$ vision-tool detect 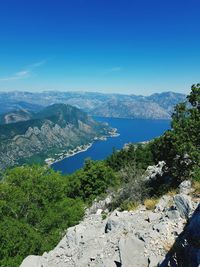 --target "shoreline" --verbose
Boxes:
[45,143,93,166]
[45,128,120,166]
